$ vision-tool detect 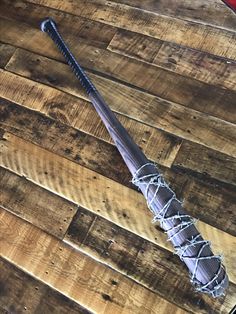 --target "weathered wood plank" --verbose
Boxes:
[109,0,236,30]
[0,71,181,168]
[1,17,236,125]
[0,99,235,236]
[0,257,92,314]
[0,167,78,239]
[4,51,236,157]
[27,0,236,59]
[0,0,116,49]
[0,43,15,69]
[0,166,235,313]
[0,208,188,314]
[108,30,236,92]
[172,141,236,187]
[65,207,236,314]
[1,131,235,283]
